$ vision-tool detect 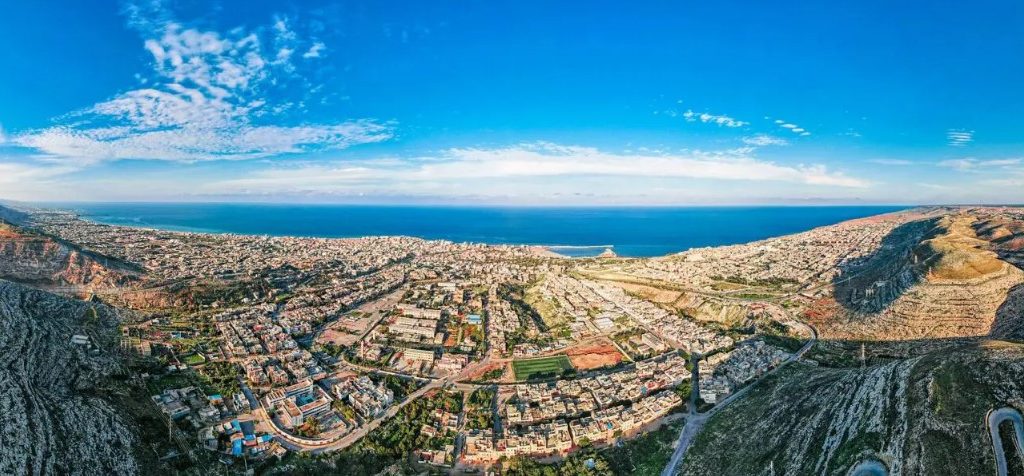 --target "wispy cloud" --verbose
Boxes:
[11,2,389,163]
[773,119,811,136]
[742,134,788,147]
[681,110,748,128]
[946,129,974,147]
[0,161,80,200]
[302,42,326,59]
[211,142,870,197]
[660,107,747,128]
[868,159,913,166]
[938,157,1020,171]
